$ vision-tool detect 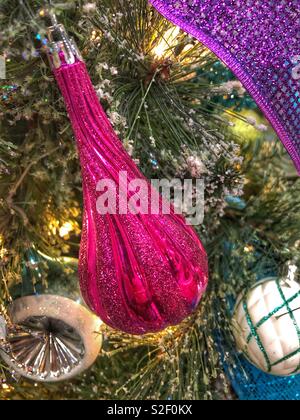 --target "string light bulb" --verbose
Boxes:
[152,27,180,59]
[59,221,74,238]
